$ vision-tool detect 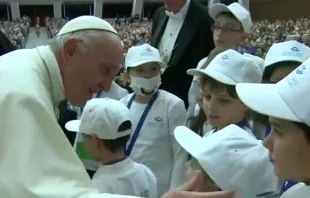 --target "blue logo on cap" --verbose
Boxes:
[291,47,299,52]
[296,64,306,74]
[221,54,229,60]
